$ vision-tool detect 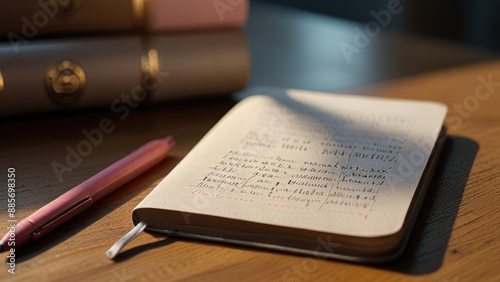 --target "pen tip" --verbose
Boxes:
[165,136,176,147]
